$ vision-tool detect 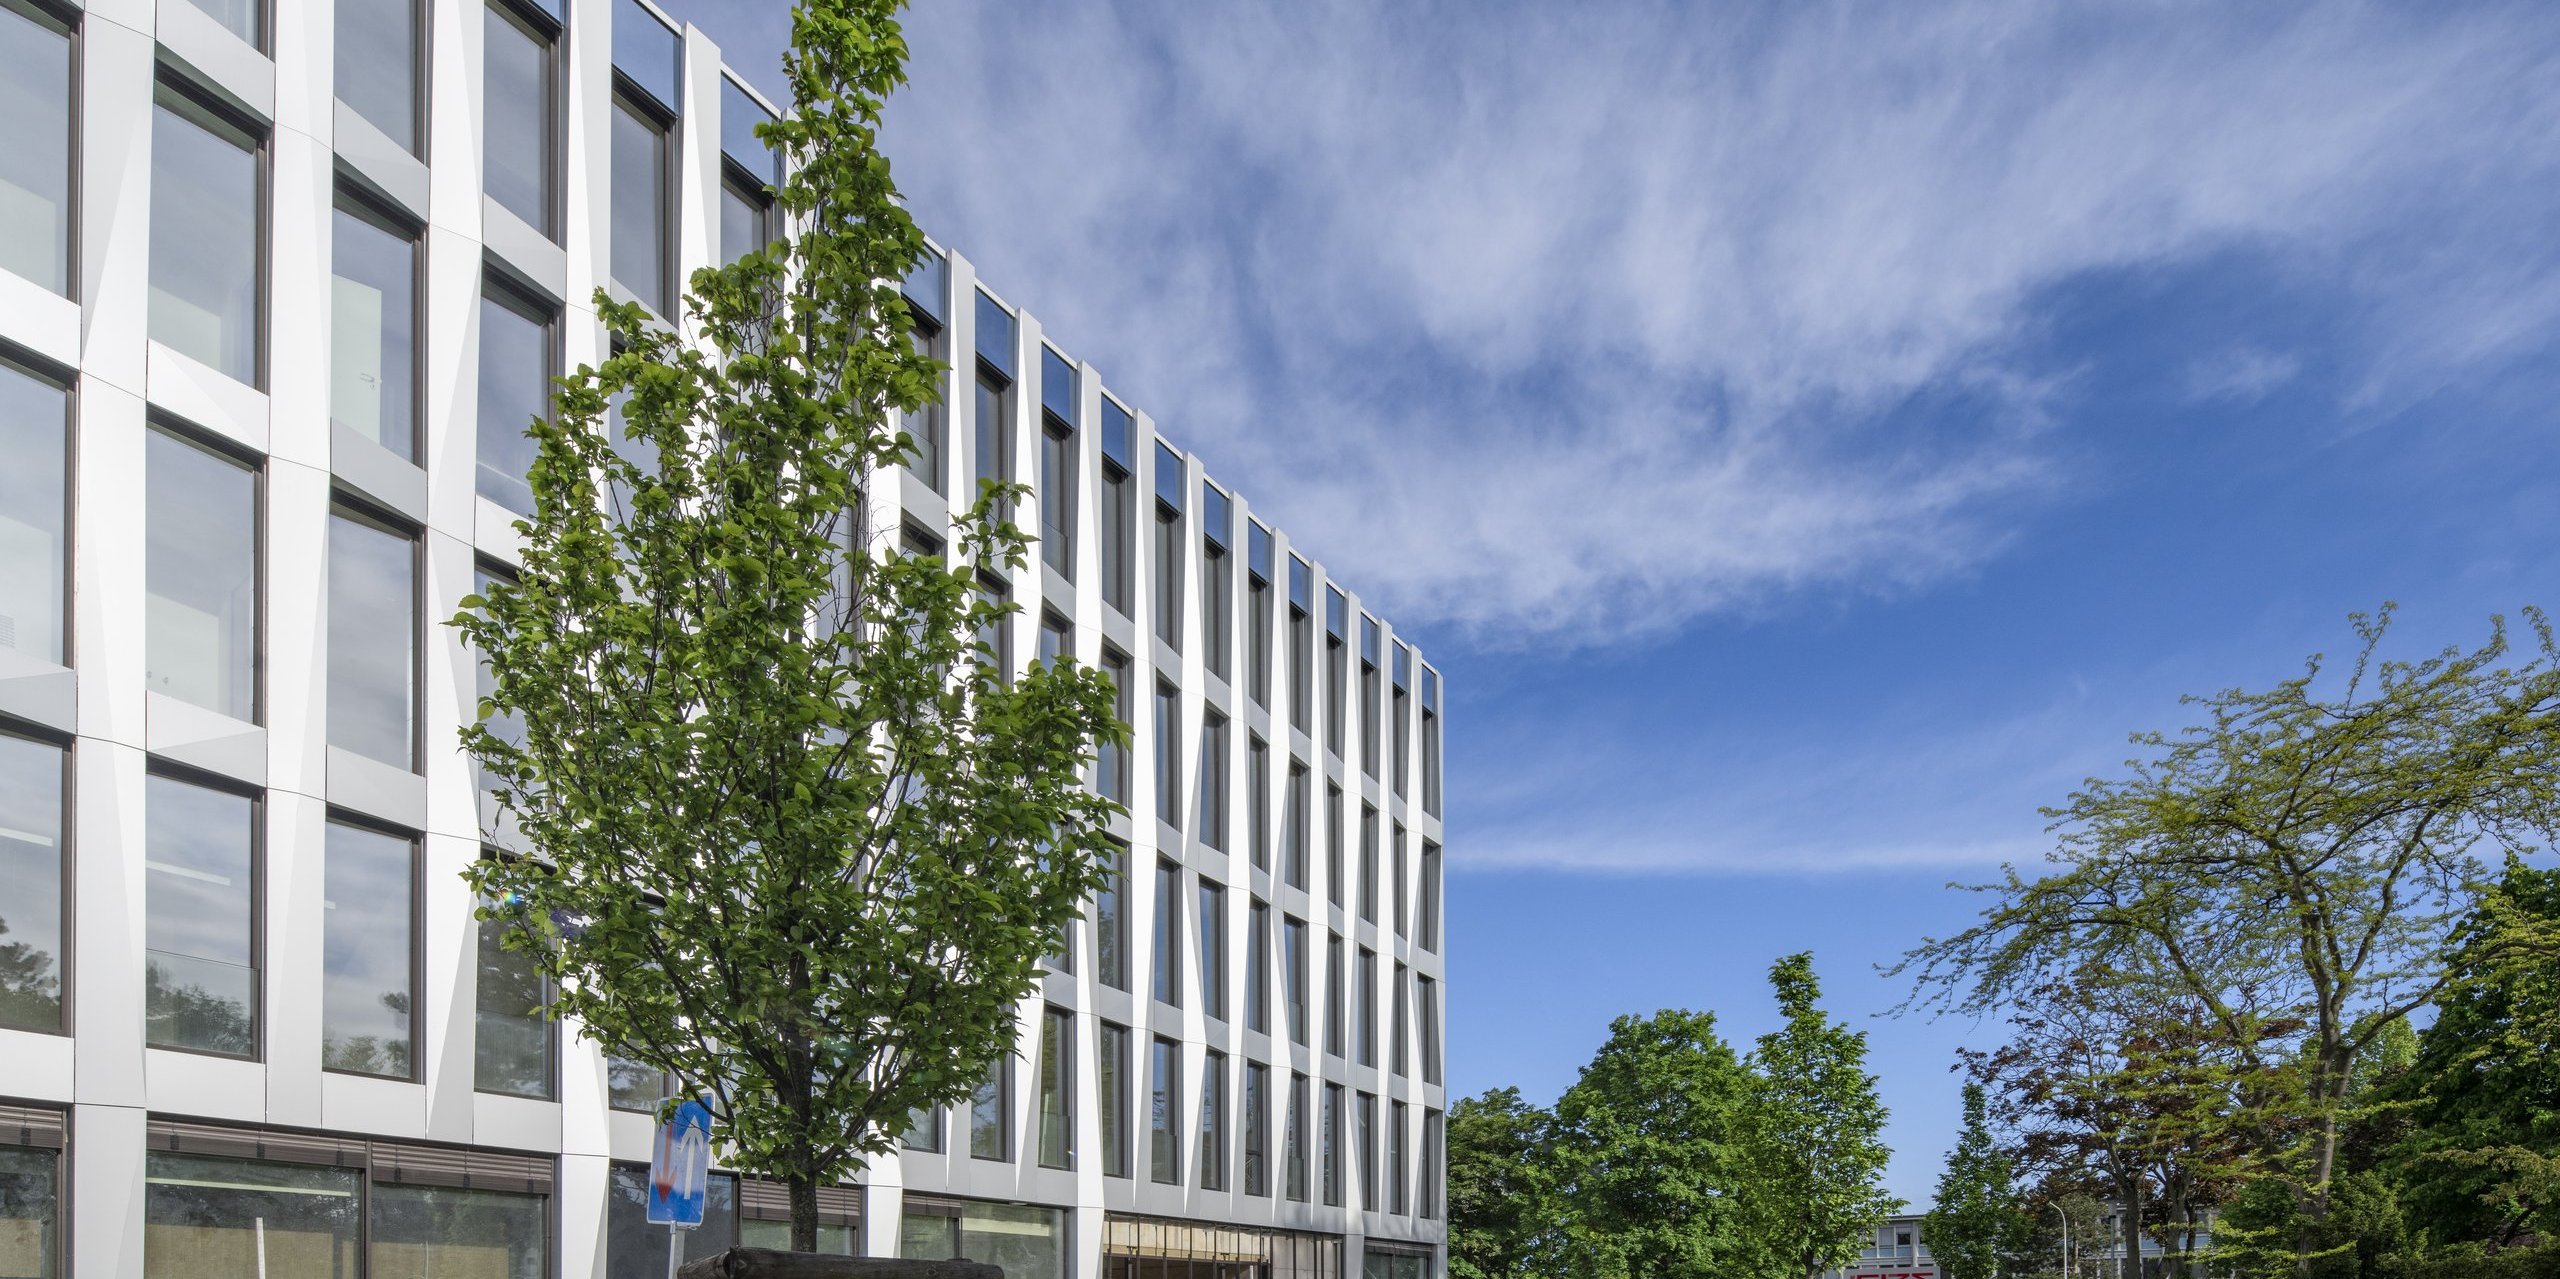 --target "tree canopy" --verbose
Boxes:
[1739,953,1899,1279]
